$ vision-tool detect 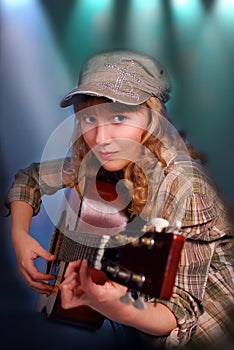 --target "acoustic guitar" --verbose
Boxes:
[36,176,185,329]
